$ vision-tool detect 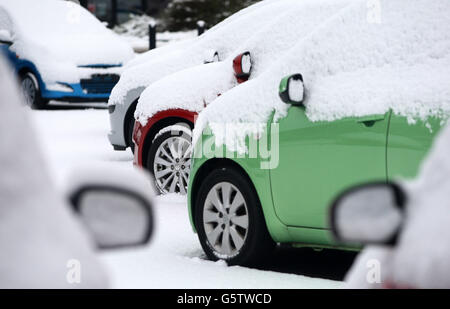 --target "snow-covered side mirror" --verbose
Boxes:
[0,29,13,45]
[279,74,304,106]
[233,51,252,83]
[203,49,220,64]
[330,182,406,246]
[68,166,155,250]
